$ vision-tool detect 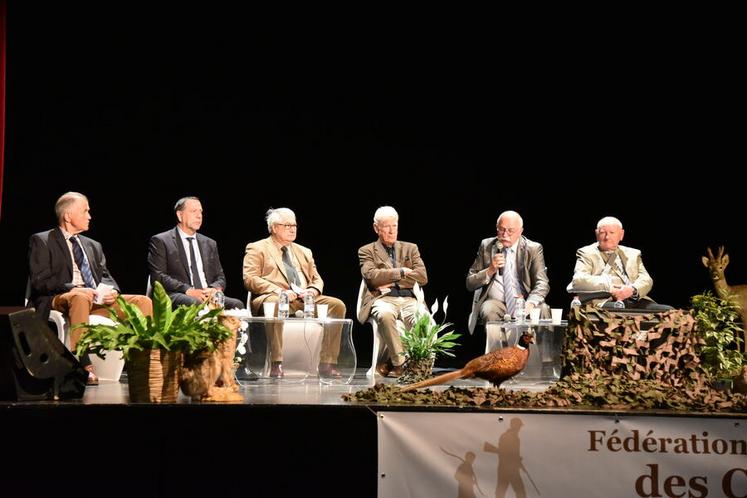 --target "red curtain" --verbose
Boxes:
[0,0,6,220]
